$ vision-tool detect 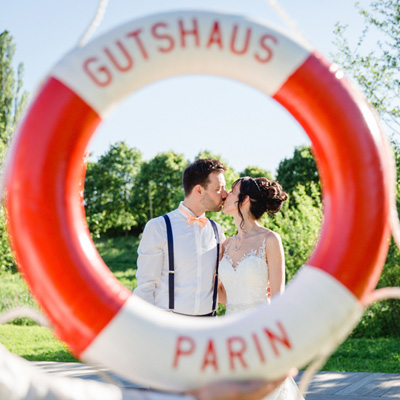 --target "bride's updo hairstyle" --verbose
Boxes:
[234,177,288,229]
